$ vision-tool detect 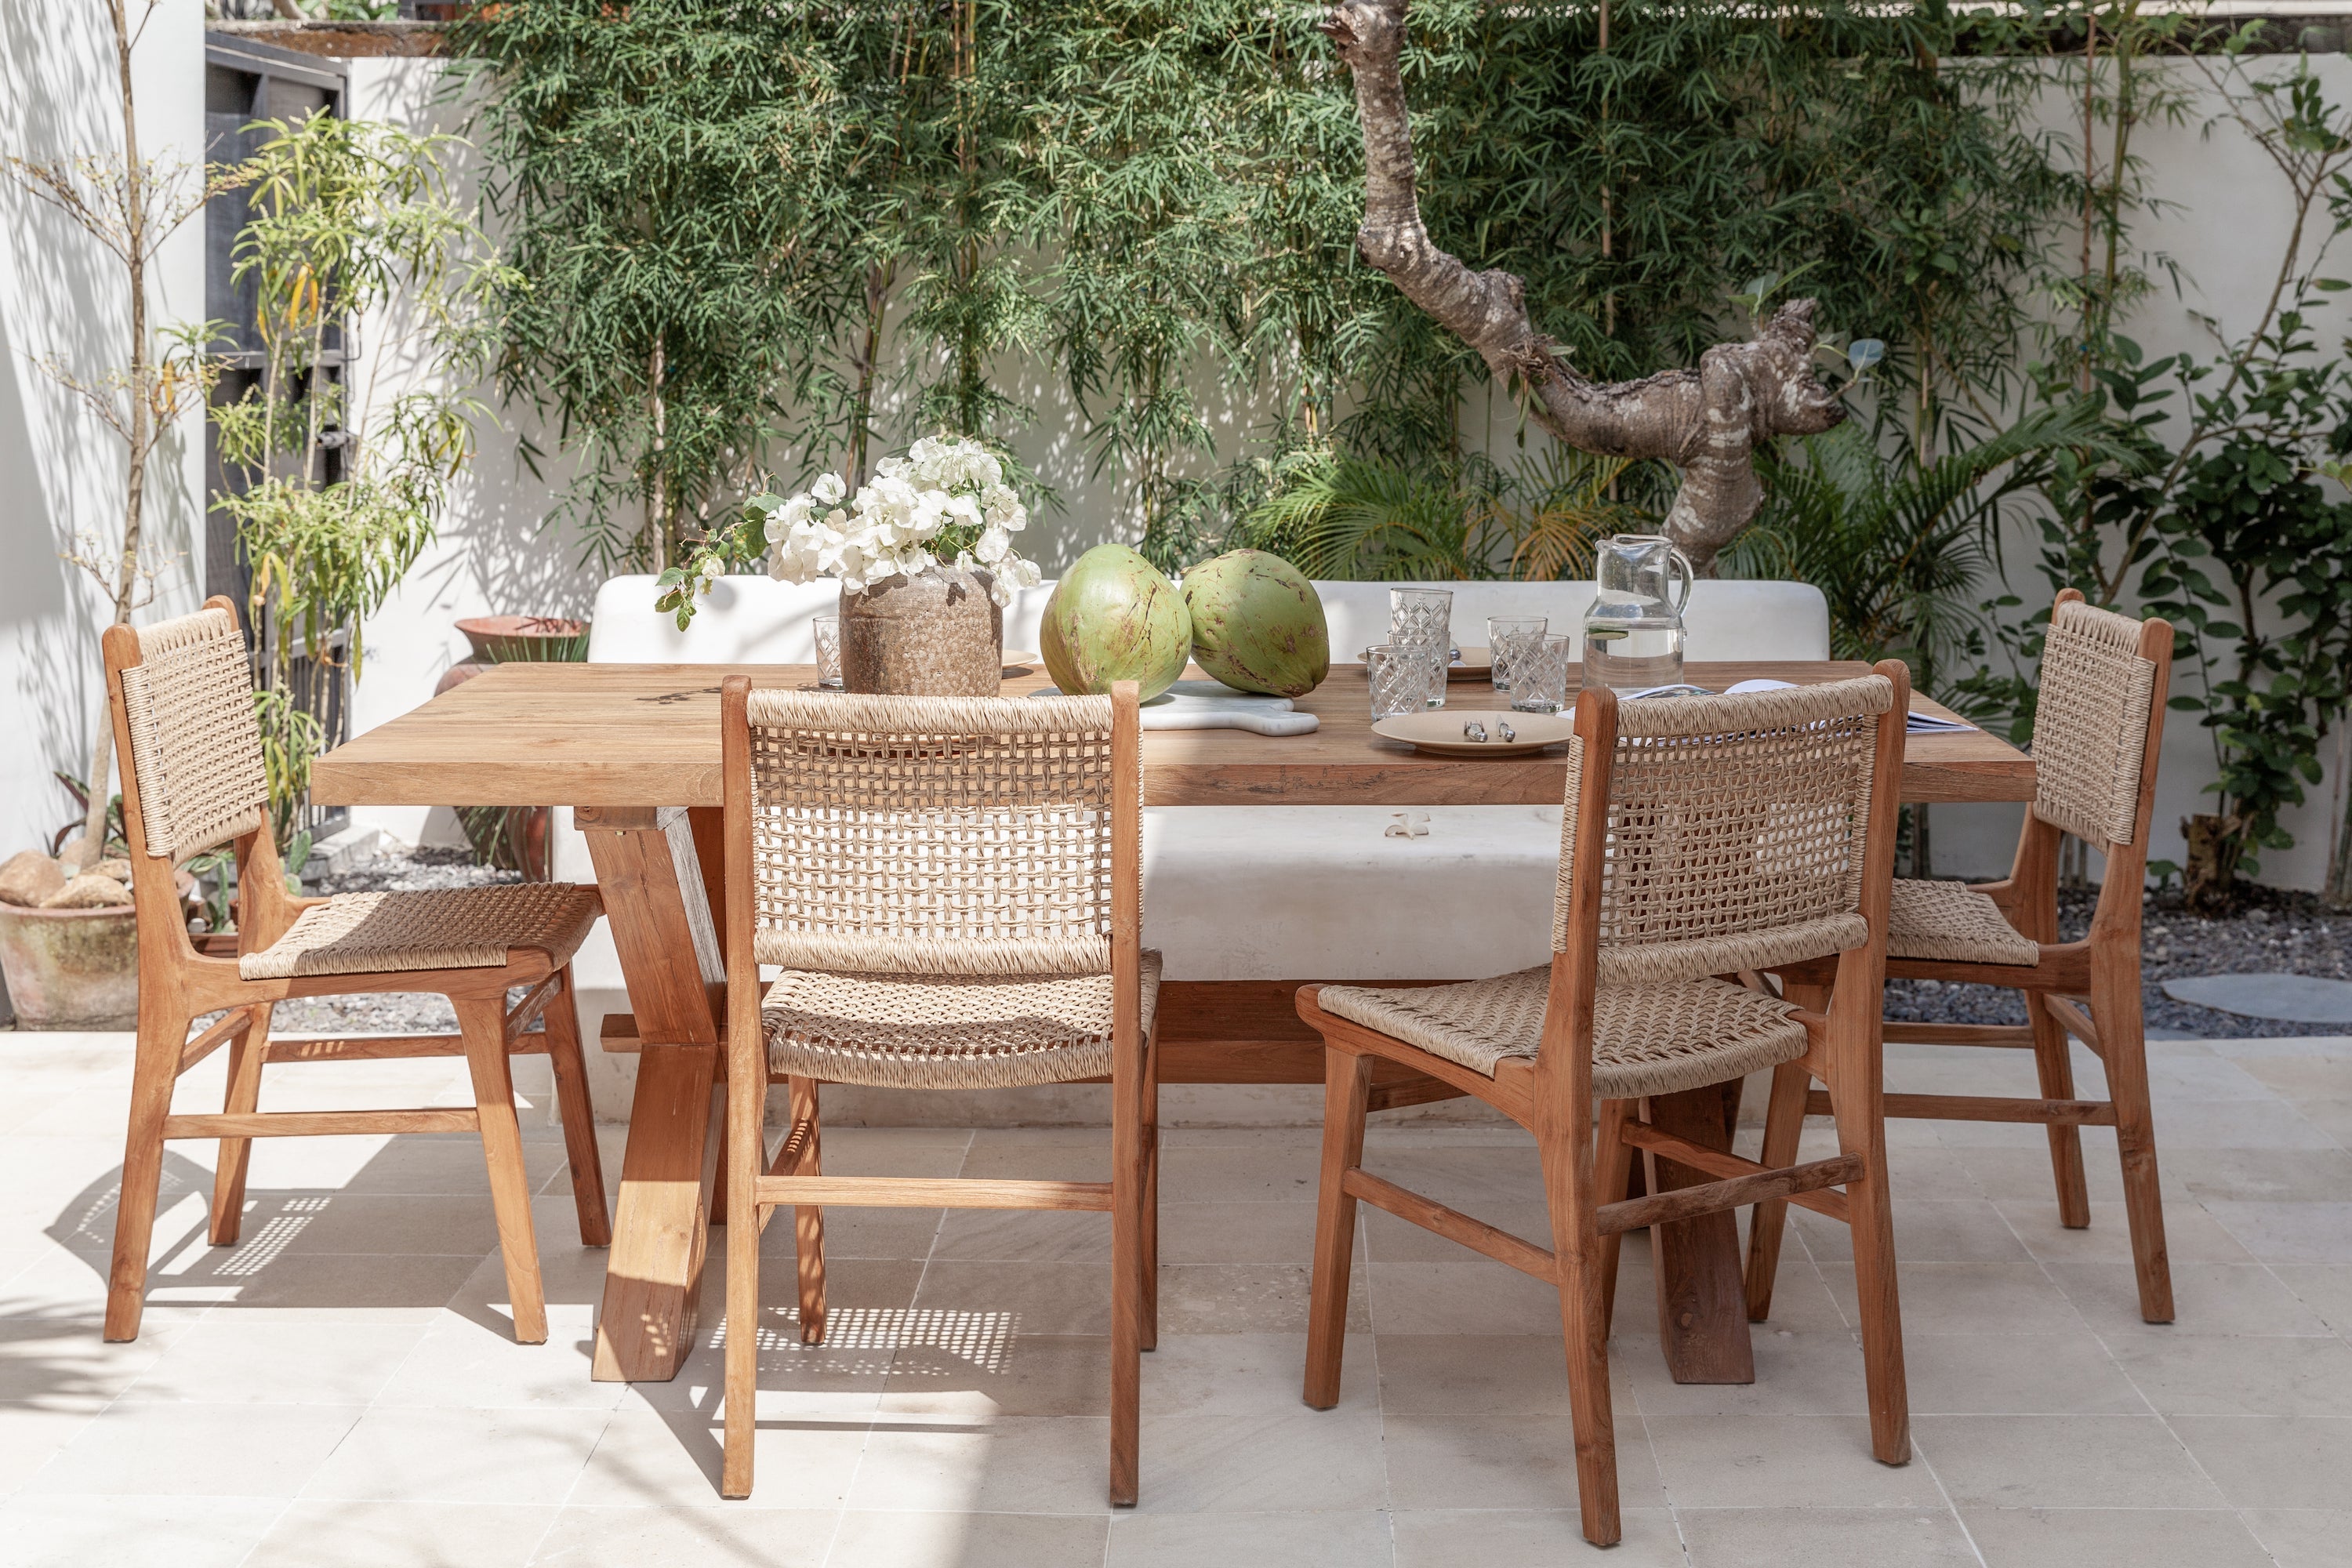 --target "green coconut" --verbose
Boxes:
[1039,543,1192,700]
[1180,550,1330,697]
